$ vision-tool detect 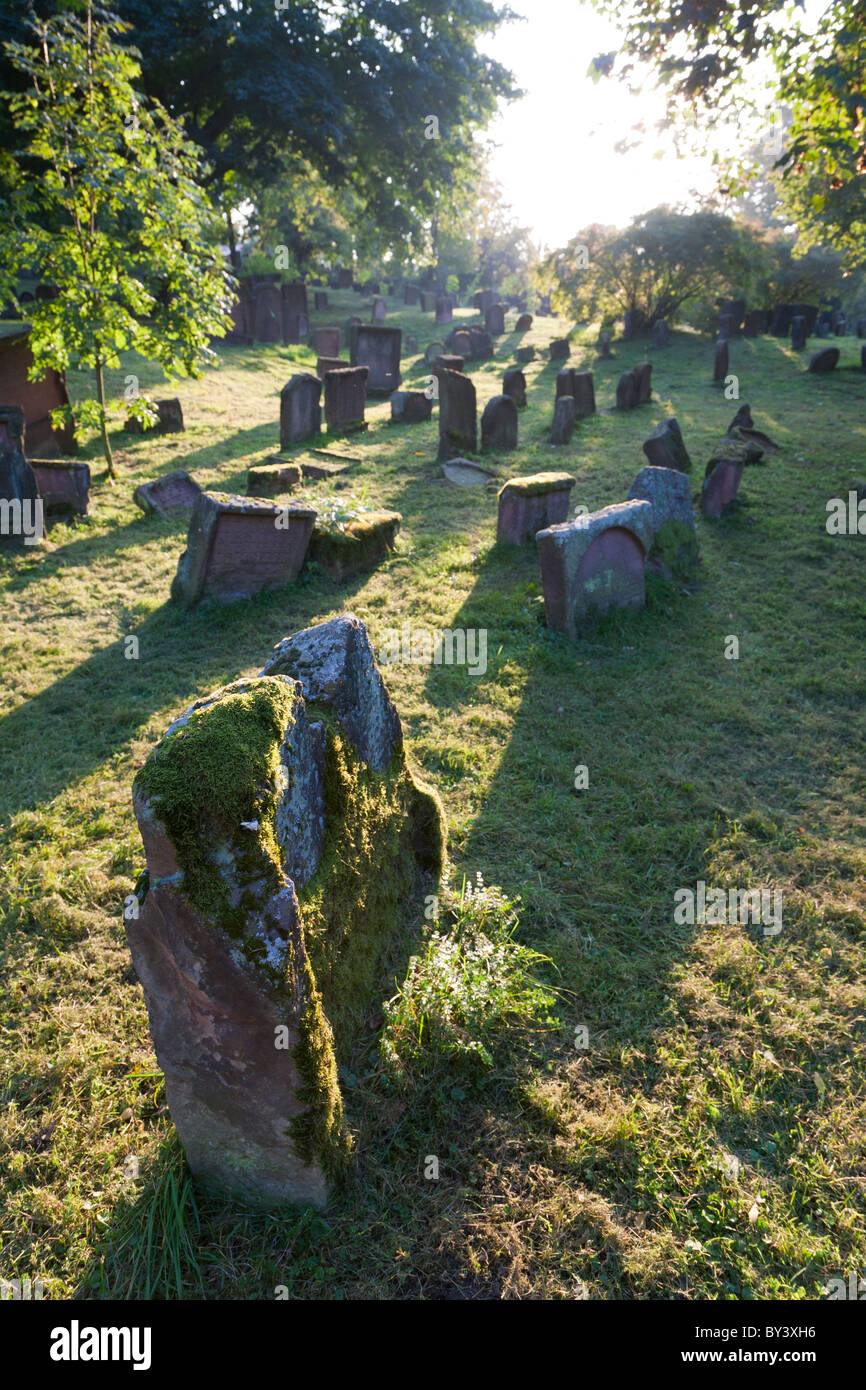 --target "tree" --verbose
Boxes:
[0,4,231,481]
[589,0,866,261]
[545,209,764,332]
